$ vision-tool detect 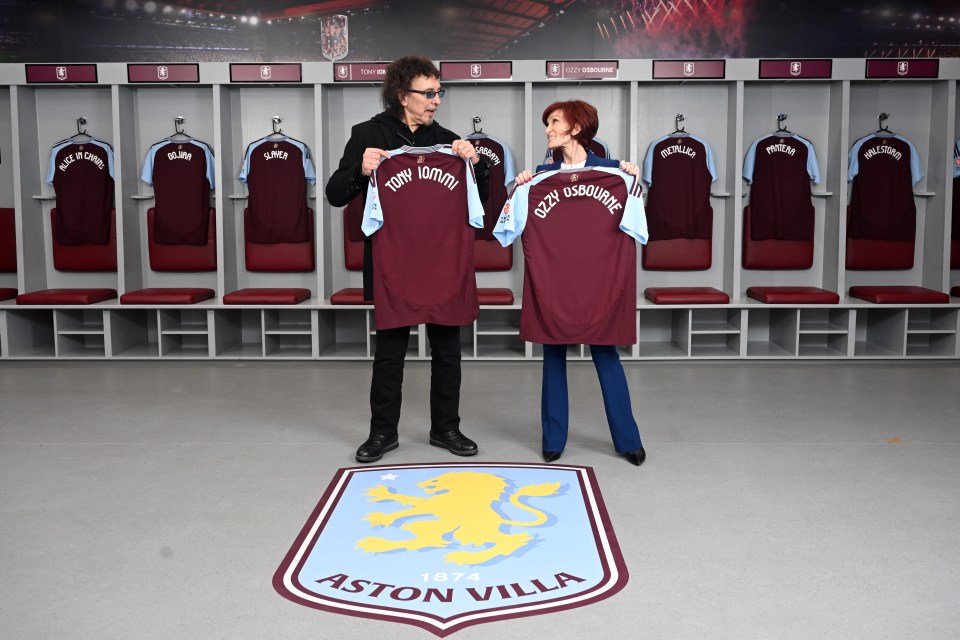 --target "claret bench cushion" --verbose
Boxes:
[747,286,840,304]
[644,287,730,305]
[120,288,215,305]
[16,288,117,305]
[223,288,311,305]
[849,286,948,304]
